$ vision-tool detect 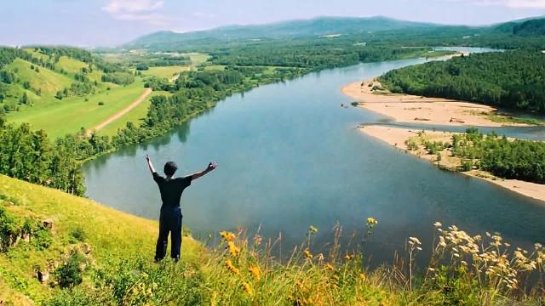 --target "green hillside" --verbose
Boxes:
[0,174,201,304]
[6,79,147,139]
[6,58,73,96]
[0,47,156,138]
